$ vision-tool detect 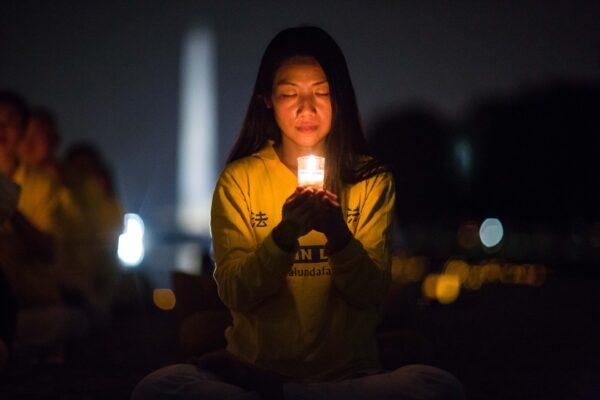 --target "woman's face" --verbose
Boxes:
[18,117,51,165]
[270,56,332,153]
[0,104,24,157]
